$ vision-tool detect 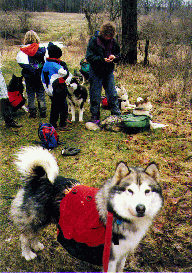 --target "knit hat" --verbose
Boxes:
[48,42,62,58]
